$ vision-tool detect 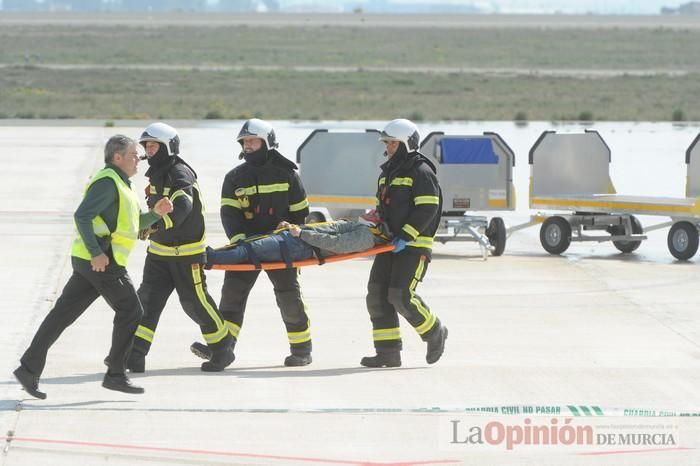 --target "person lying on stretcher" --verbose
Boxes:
[205,211,391,267]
